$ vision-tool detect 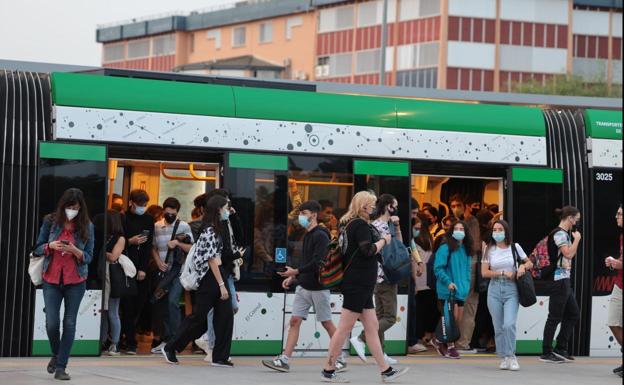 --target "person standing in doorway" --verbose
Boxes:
[33,188,94,380]
[121,189,154,355]
[262,200,346,373]
[539,206,582,364]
